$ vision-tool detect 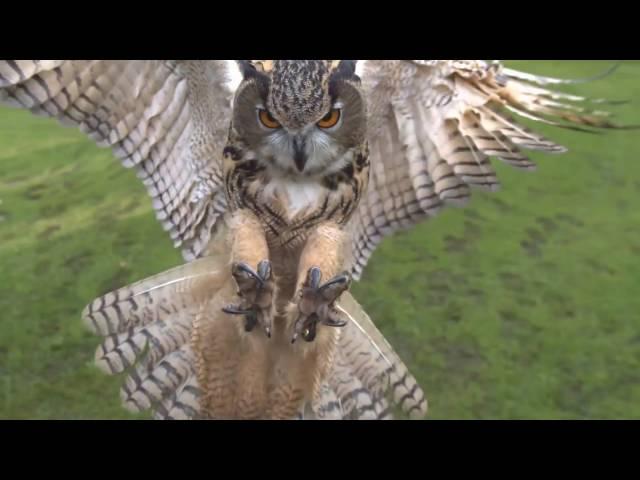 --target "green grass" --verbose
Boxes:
[1,61,639,419]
